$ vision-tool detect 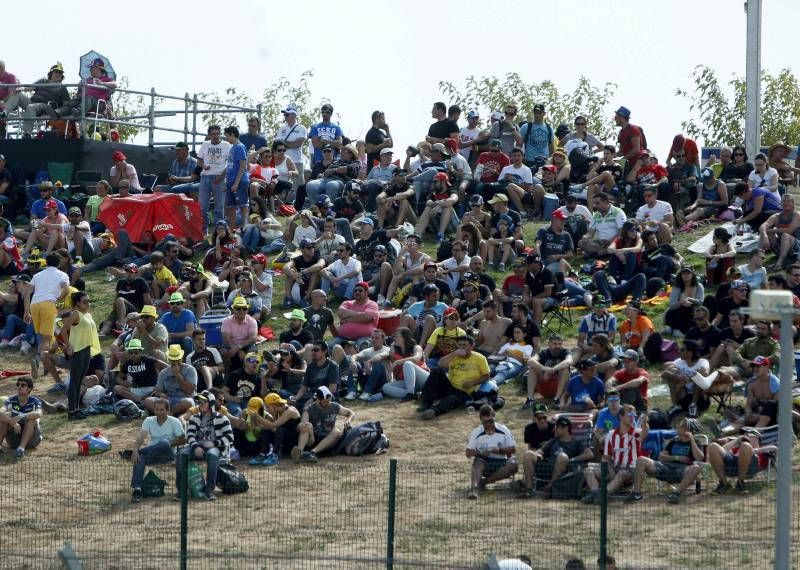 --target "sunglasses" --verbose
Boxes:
[170,301,183,306]
[322,149,333,153]
[245,358,259,363]
[674,154,685,158]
